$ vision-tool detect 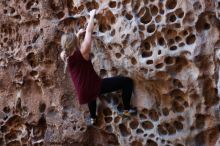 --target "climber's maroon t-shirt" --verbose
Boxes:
[67,49,102,104]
